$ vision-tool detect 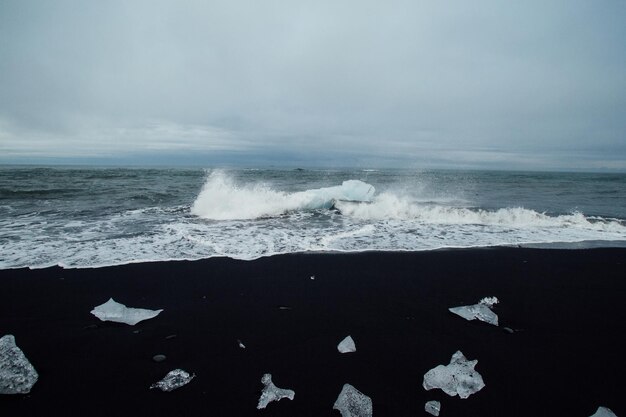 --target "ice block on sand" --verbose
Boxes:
[338,336,356,353]
[0,335,38,395]
[257,374,295,409]
[449,296,499,326]
[91,298,163,325]
[150,369,194,392]
[425,400,441,416]
[590,407,618,417]
[423,350,485,399]
[333,384,373,417]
